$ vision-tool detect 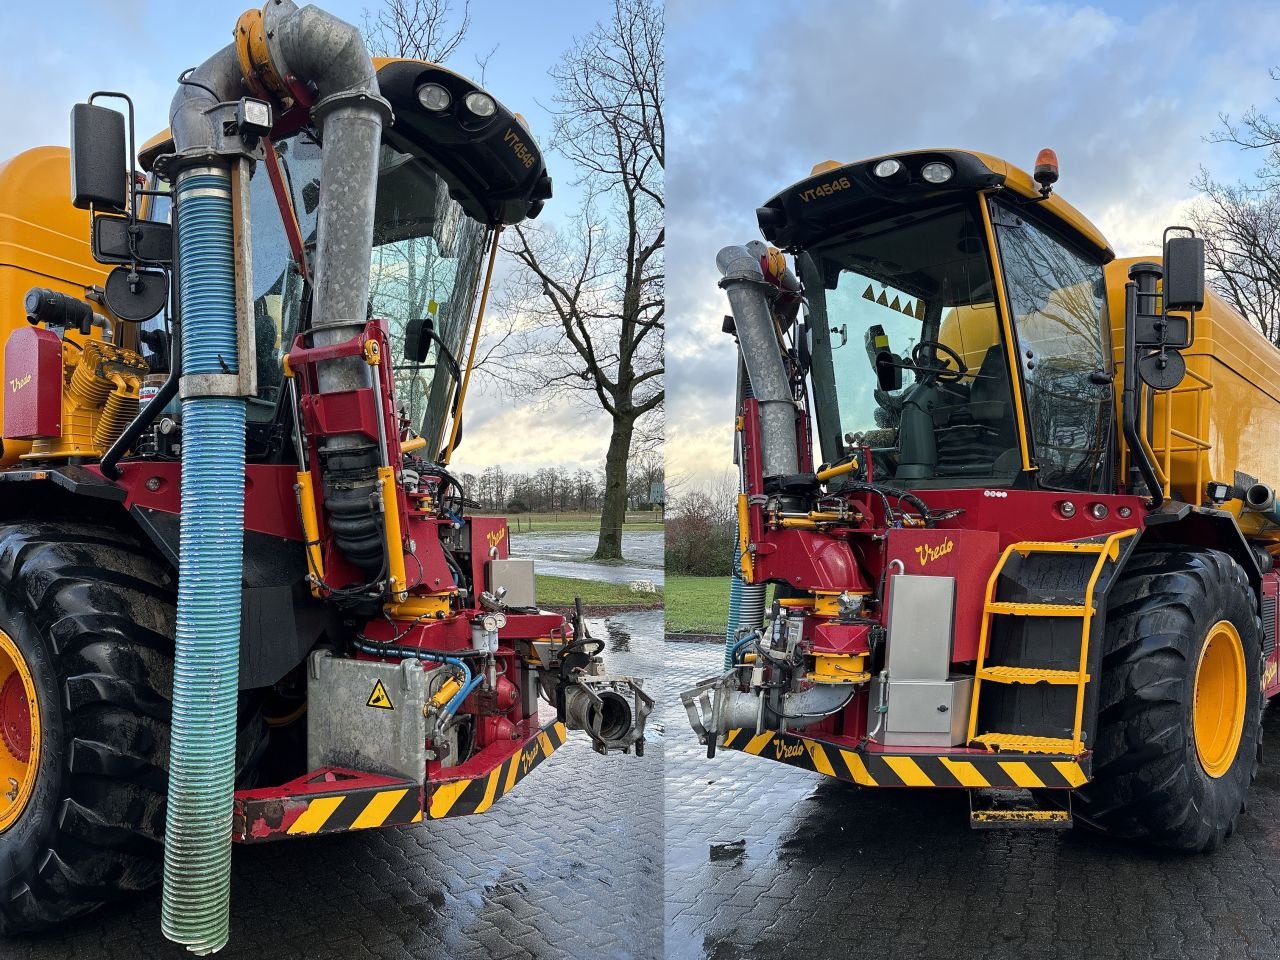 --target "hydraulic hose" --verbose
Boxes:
[445,674,485,716]
[161,168,246,957]
[350,637,475,716]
